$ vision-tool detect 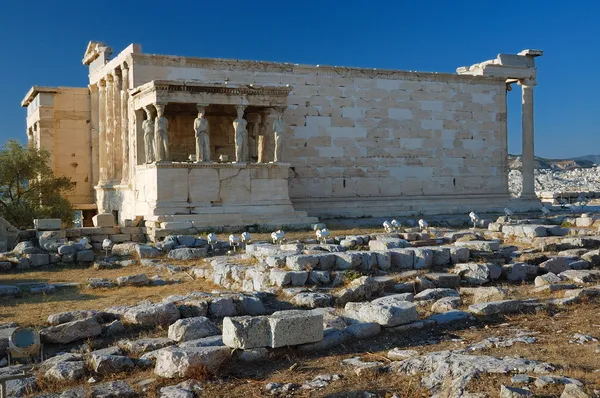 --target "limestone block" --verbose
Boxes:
[168,317,221,342]
[109,234,131,243]
[93,213,114,227]
[450,247,470,264]
[368,238,409,251]
[413,249,433,270]
[353,300,419,327]
[154,346,231,378]
[26,253,50,267]
[334,252,363,270]
[314,253,337,270]
[286,254,319,271]
[539,257,571,274]
[270,269,292,287]
[222,316,271,349]
[308,270,331,286]
[455,240,500,252]
[389,249,415,269]
[502,263,538,282]
[34,219,61,230]
[268,310,323,348]
[40,317,102,344]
